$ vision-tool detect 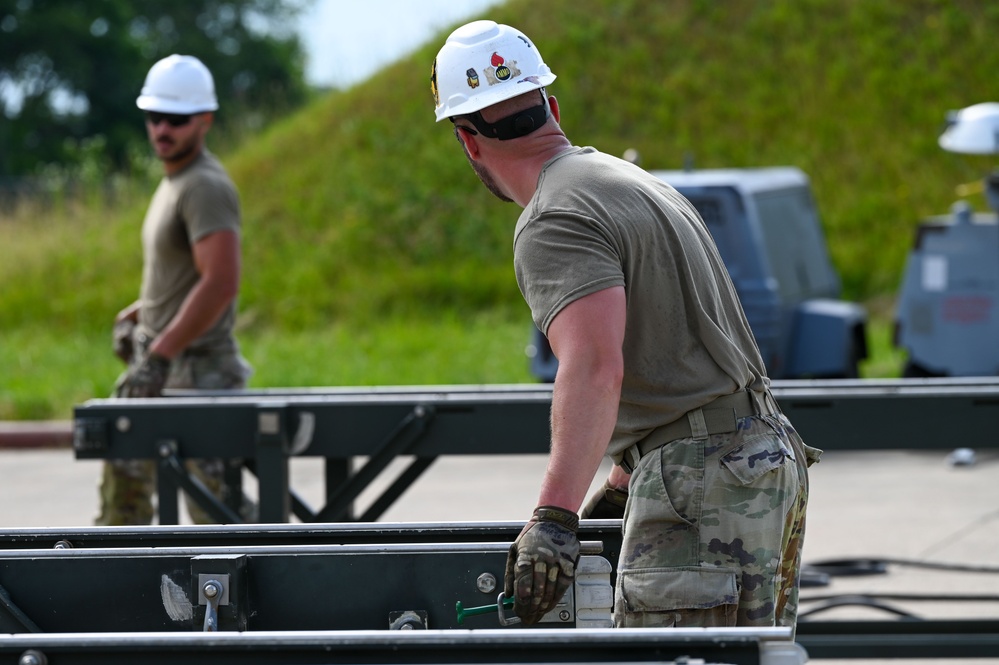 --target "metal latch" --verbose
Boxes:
[200,577,226,632]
